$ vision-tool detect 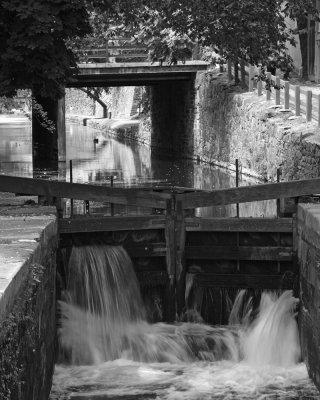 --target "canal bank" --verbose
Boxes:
[194,72,320,182]
[0,194,57,399]
[66,71,320,182]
